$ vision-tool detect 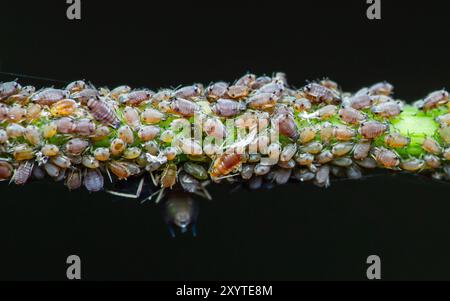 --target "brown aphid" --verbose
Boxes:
[0,81,21,101]
[13,160,33,185]
[334,125,356,141]
[298,126,317,144]
[30,88,68,106]
[339,107,366,124]
[206,82,229,102]
[293,98,312,112]
[87,98,120,127]
[373,147,399,168]
[109,85,132,101]
[384,133,410,148]
[210,153,243,178]
[73,118,96,136]
[424,154,441,169]
[247,93,277,110]
[50,99,77,116]
[251,76,272,90]
[347,93,372,110]
[359,121,388,139]
[272,107,298,140]
[368,81,394,96]
[65,138,89,156]
[161,163,178,188]
[224,85,249,99]
[174,84,203,100]
[422,90,449,111]
[303,82,341,105]
[212,98,243,117]
[142,108,165,124]
[119,89,153,106]
[7,105,27,123]
[0,161,13,180]
[371,101,402,118]
[25,103,42,122]
[422,137,441,155]
[107,161,130,180]
[168,98,200,117]
[353,140,372,160]
[83,168,104,192]
[66,80,87,94]
[295,152,314,166]
[314,165,330,188]
[65,168,82,191]
[400,158,425,172]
